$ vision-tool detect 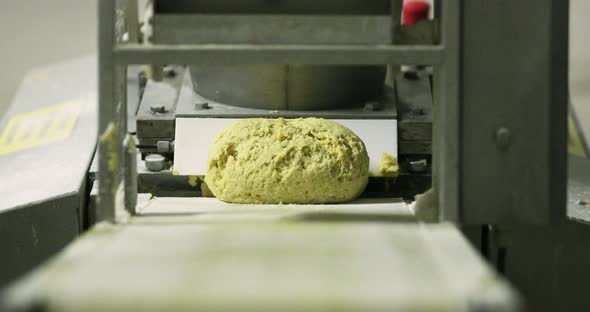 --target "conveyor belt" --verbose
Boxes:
[2,197,519,311]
